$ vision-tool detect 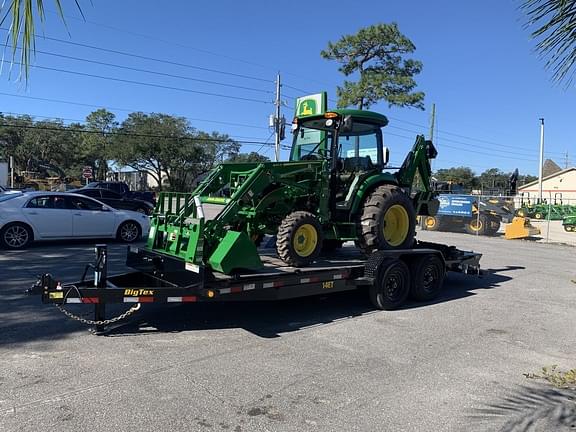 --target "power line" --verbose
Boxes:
[0,28,273,84]
[0,121,275,146]
[5,61,273,104]
[0,92,269,130]
[18,47,273,94]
